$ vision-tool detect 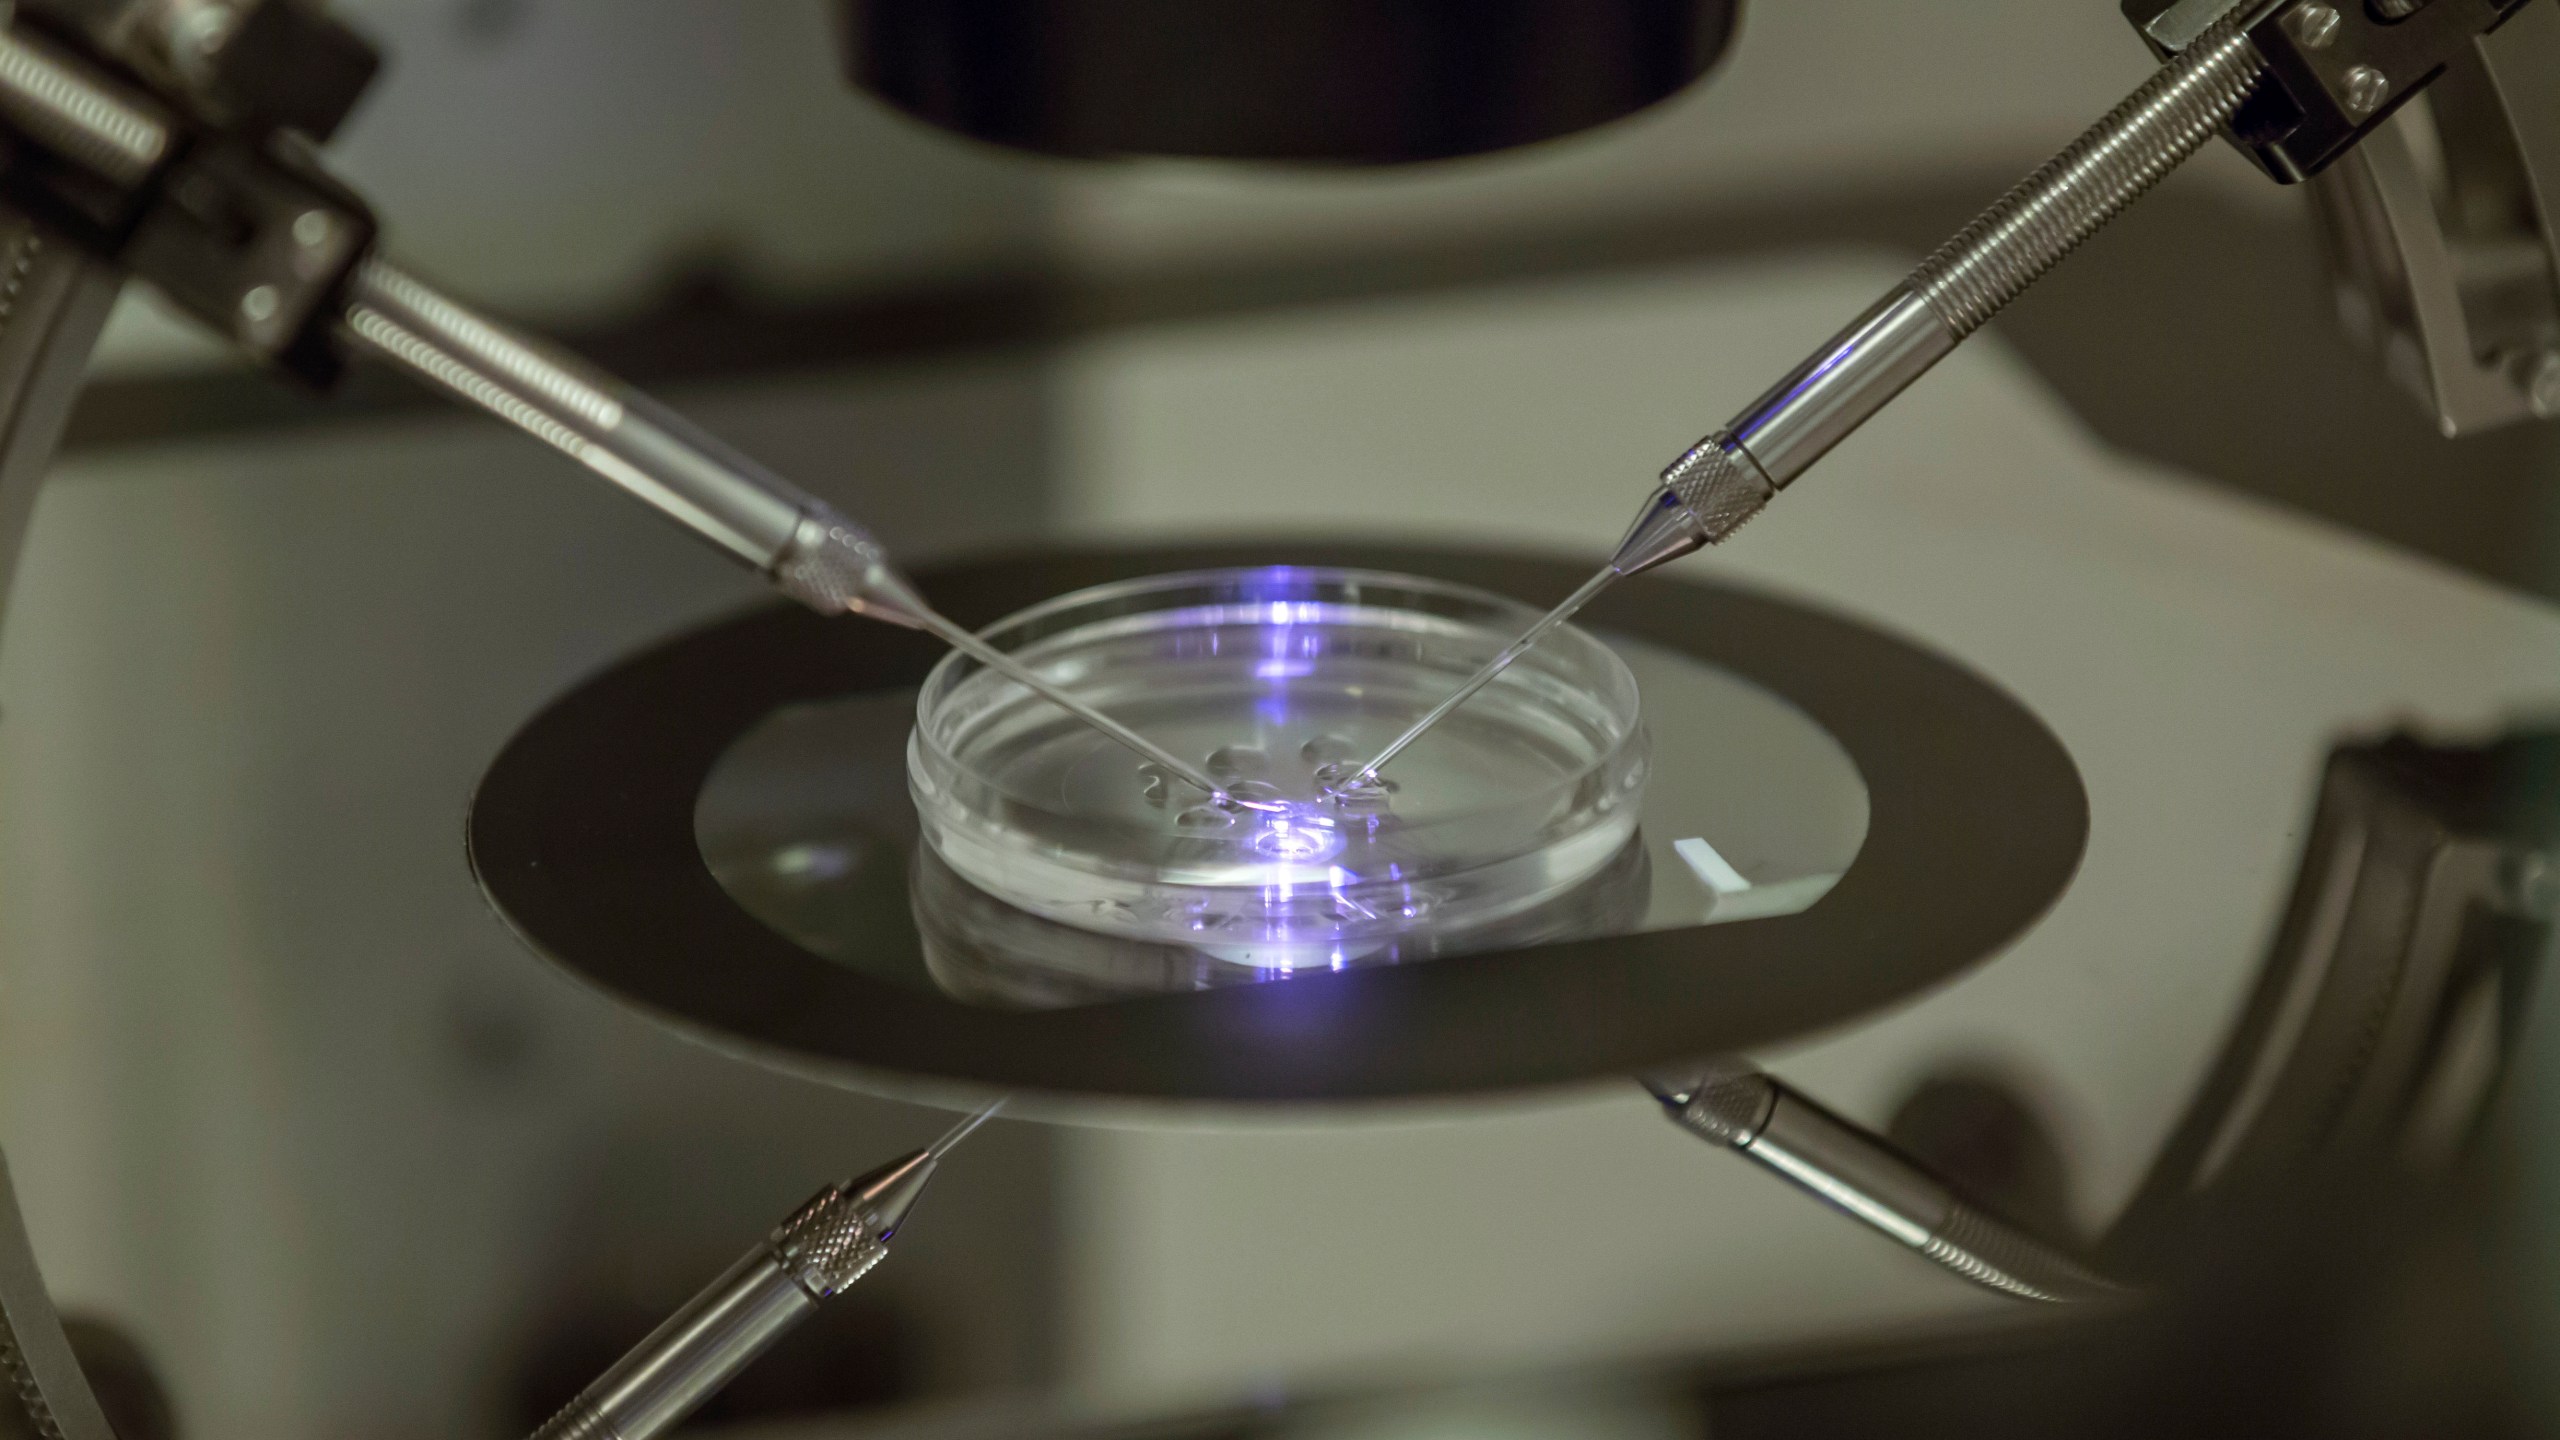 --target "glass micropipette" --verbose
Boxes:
[924,1096,1006,1159]
[904,610,1237,802]
[1342,22,2271,789]
[1338,563,1620,790]
[336,258,1236,805]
